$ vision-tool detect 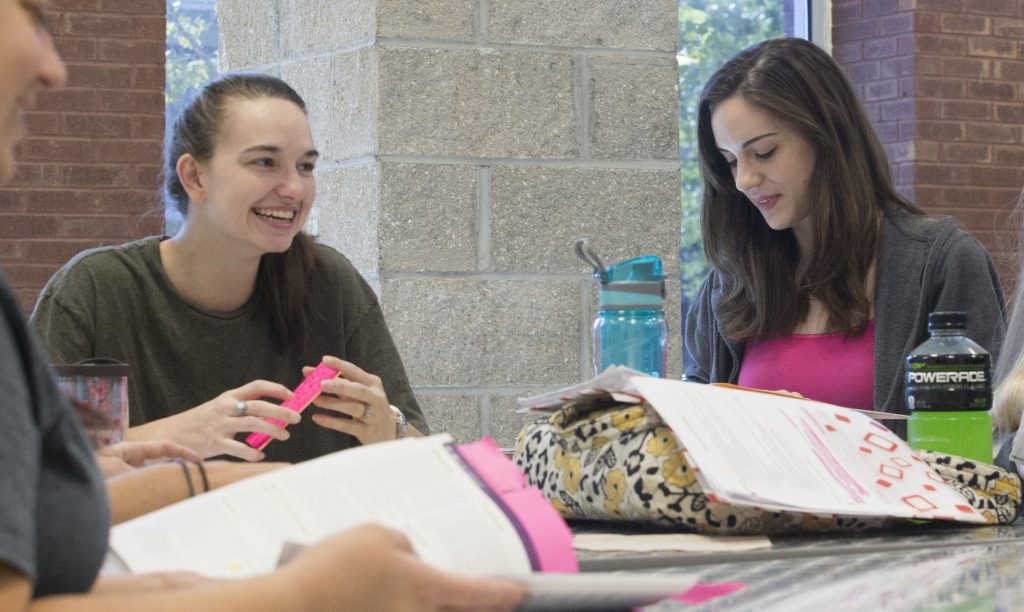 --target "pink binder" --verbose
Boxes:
[454,437,579,573]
